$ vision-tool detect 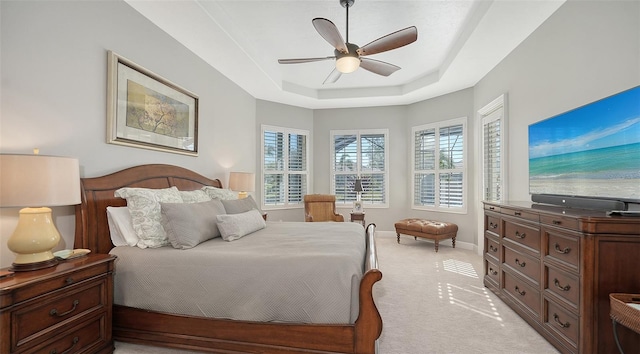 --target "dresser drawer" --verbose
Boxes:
[485,236,500,263]
[501,207,539,222]
[544,297,579,351]
[26,313,107,354]
[503,271,541,319]
[13,278,106,350]
[503,246,540,285]
[540,214,580,232]
[504,219,541,254]
[545,265,579,312]
[485,258,500,287]
[485,214,501,237]
[544,228,580,272]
